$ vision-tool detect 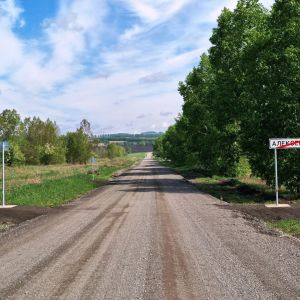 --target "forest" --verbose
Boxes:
[154,0,300,193]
